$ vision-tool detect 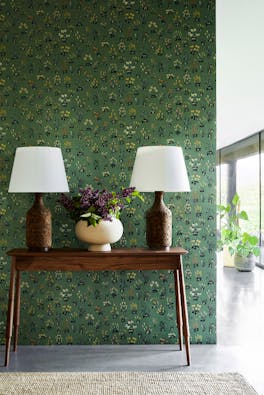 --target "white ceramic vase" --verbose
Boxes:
[75,217,123,252]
